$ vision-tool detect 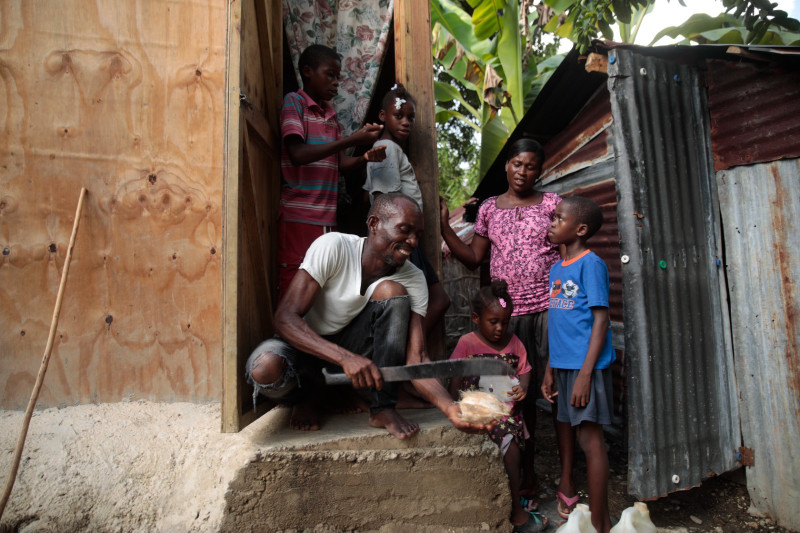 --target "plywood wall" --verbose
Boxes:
[0,0,227,408]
